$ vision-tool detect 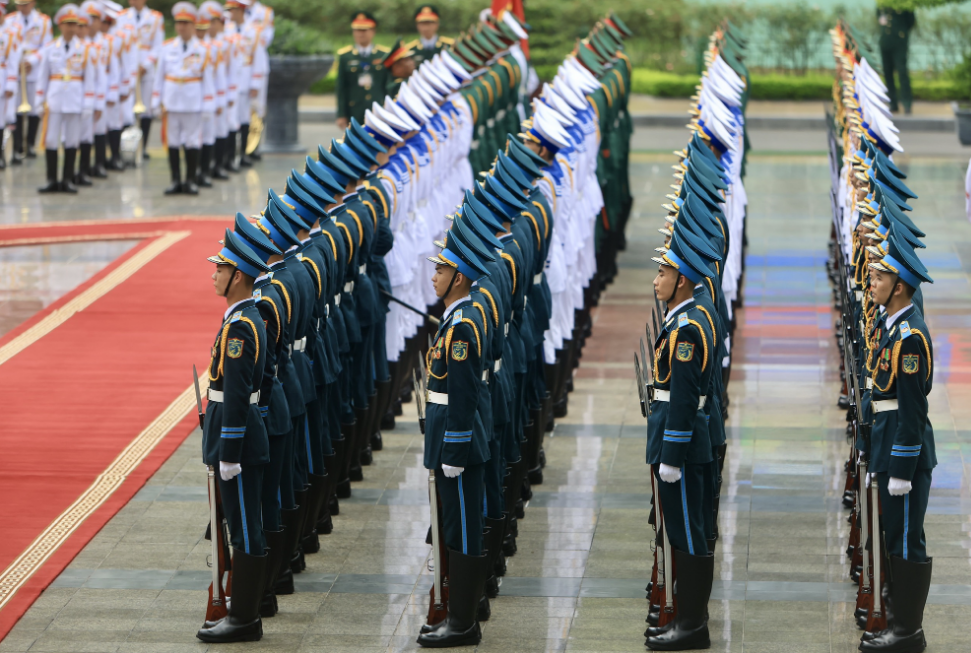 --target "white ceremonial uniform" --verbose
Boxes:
[198,34,220,147]
[117,5,162,120]
[103,28,127,131]
[78,34,102,145]
[7,8,52,118]
[151,35,215,149]
[35,36,96,149]
[232,20,266,126]
[245,1,272,117]
[0,25,22,129]
[221,24,240,133]
[91,32,112,136]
